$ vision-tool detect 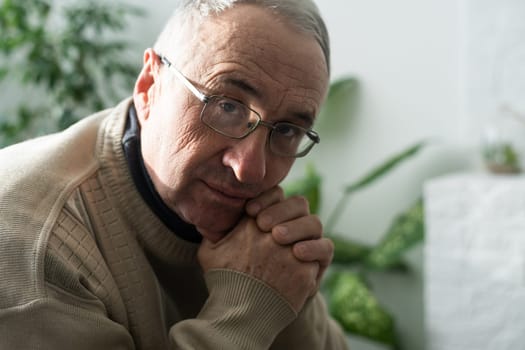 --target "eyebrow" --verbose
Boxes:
[222,77,262,99]
[292,111,315,127]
